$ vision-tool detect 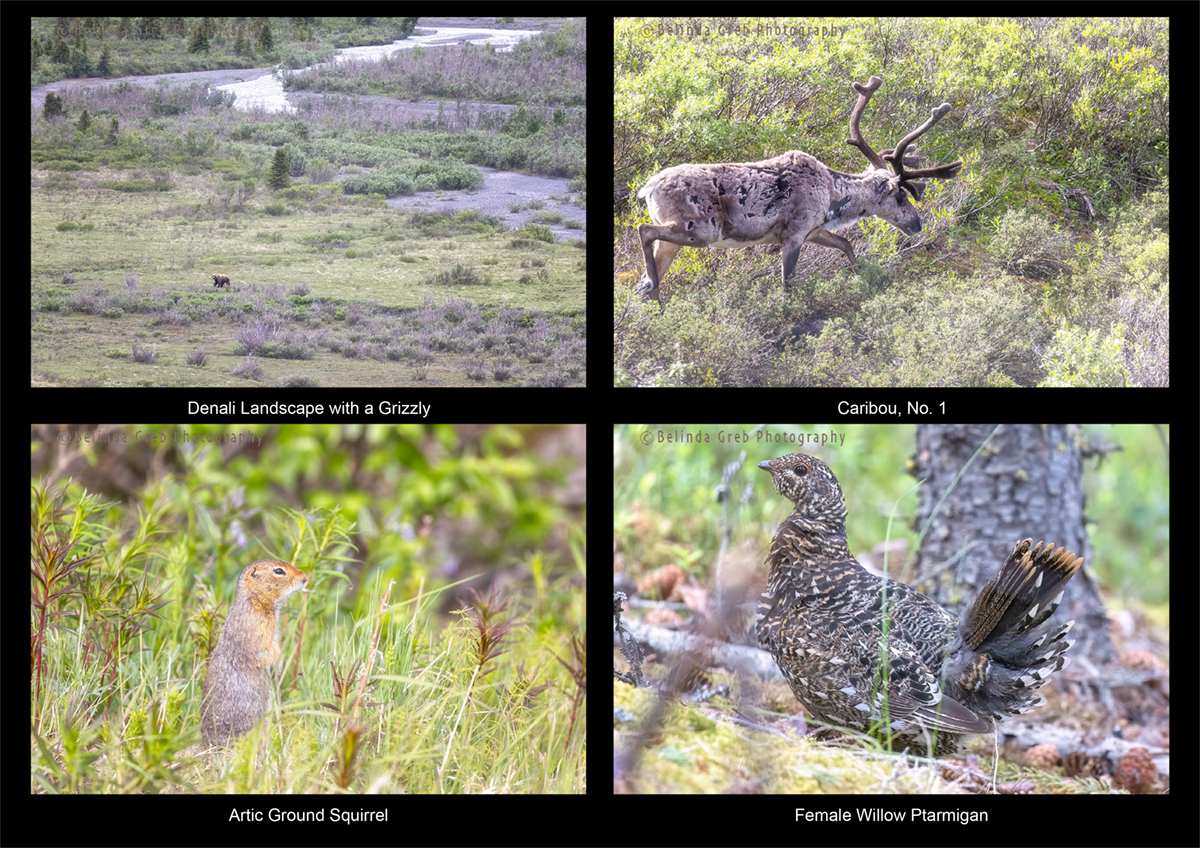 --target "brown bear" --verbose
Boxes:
[212,274,231,288]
